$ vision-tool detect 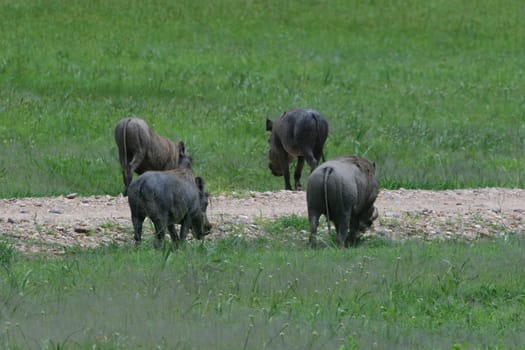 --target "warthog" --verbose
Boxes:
[266,109,328,190]
[307,156,379,248]
[114,117,192,195]
[127,168,212,249]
